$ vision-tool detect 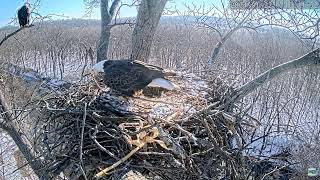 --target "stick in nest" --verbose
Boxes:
[94,126,172,178]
